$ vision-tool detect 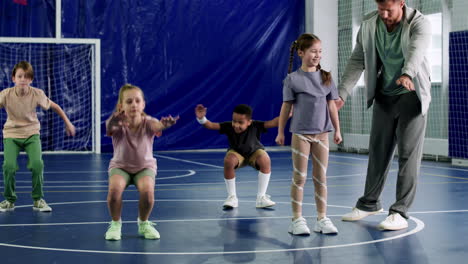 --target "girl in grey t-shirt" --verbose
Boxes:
[276,33,342,236]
